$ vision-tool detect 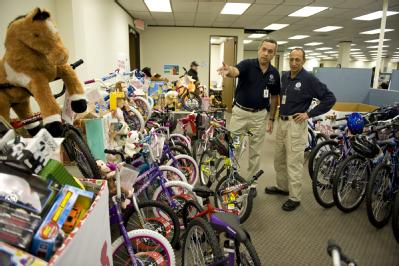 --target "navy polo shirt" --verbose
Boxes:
[234,59,281,110]
[279,68,336,118]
